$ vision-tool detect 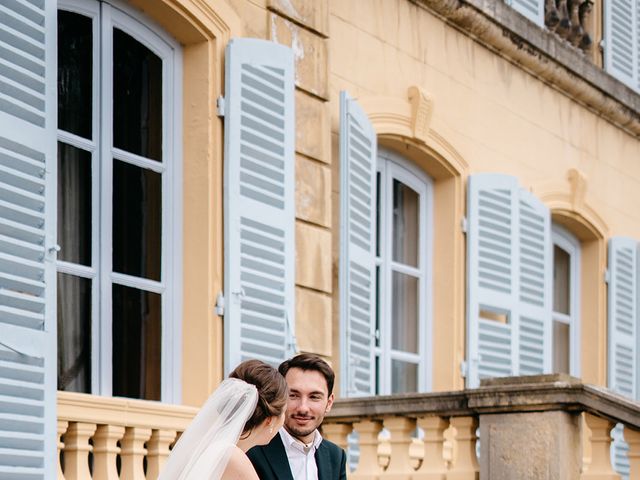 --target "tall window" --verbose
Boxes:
[374,149,432,394]
[56,0,181,401]
[551,224,580,376]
